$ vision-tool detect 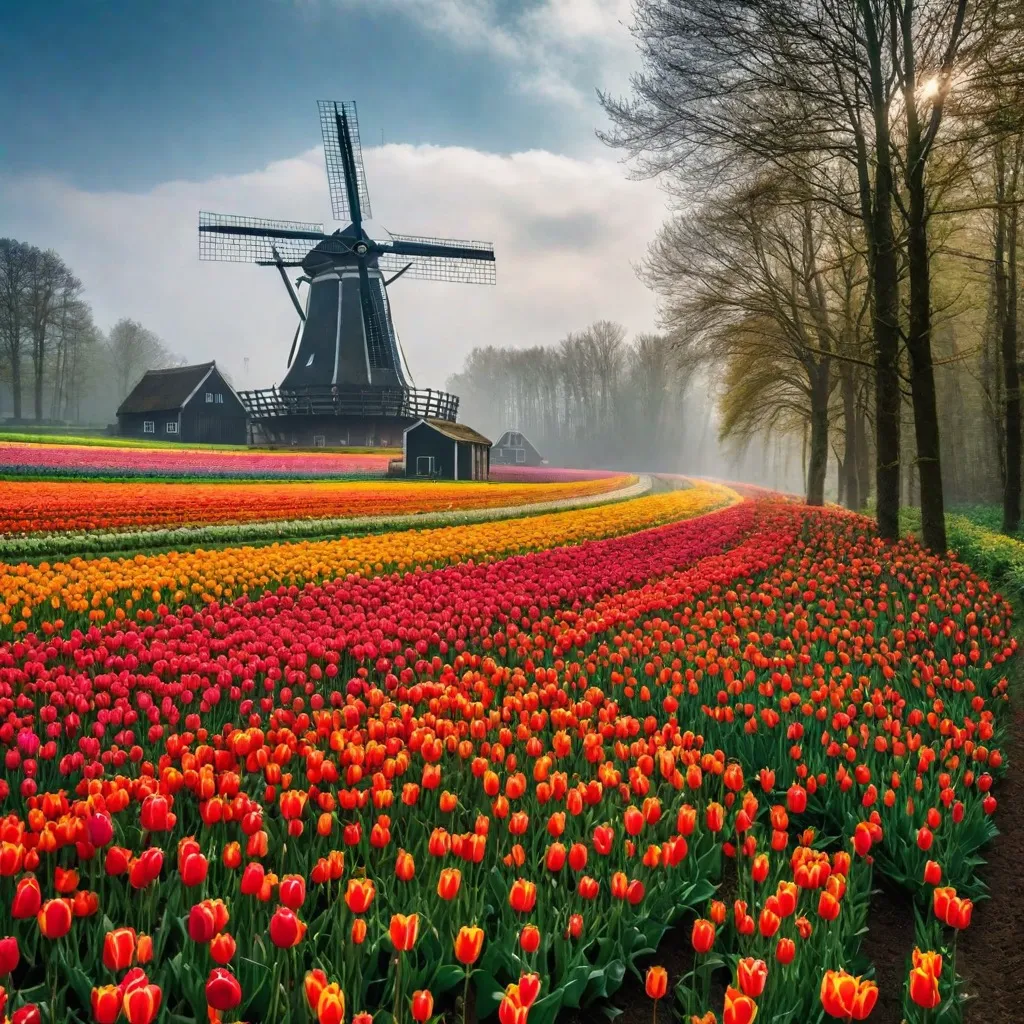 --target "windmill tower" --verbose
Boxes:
[198,101,495,446]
